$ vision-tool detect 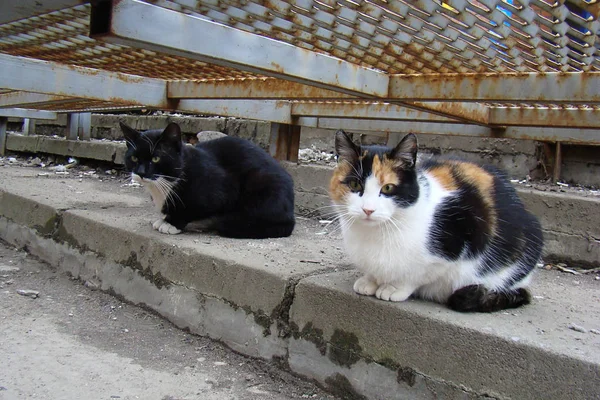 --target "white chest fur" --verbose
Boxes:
[131,174,174,211]
[340,173,477,302]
